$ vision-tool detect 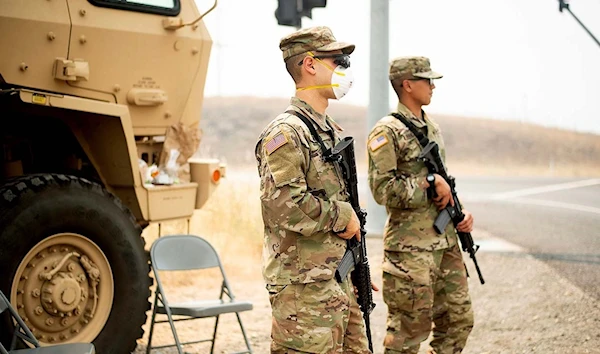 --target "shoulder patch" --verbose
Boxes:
[264,132,288,155]
[369,133,389,151]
